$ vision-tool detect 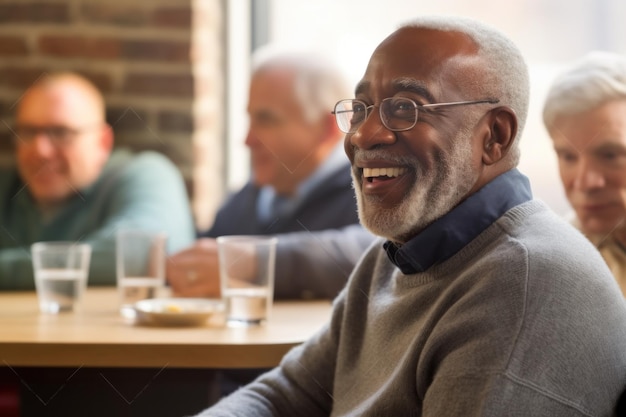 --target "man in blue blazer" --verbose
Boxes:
[167,49,374,301]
